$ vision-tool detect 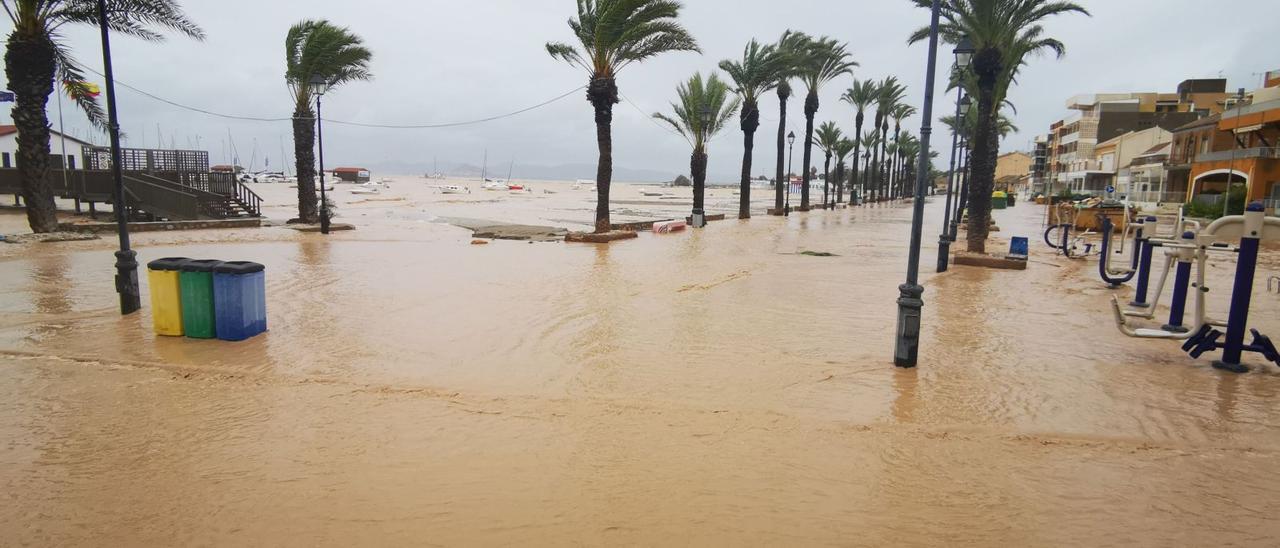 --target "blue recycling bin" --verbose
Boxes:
[212,261,267,341]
